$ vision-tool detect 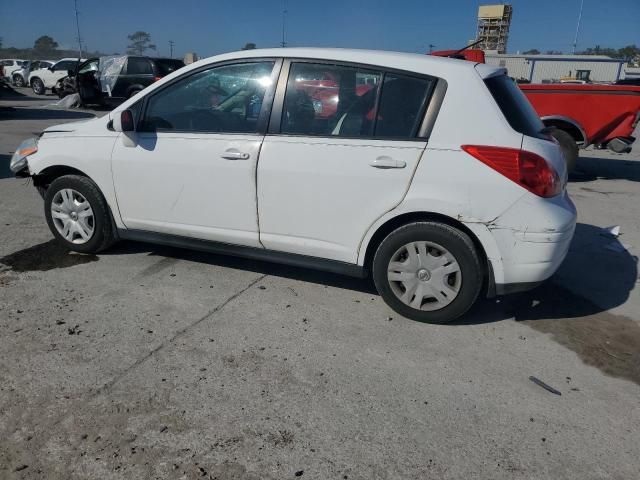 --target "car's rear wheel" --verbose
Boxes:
[31,78,45,95]
[372,222,483,324]
[44,175,116,254]
[550,129,578,173]
[12,74,25,87]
